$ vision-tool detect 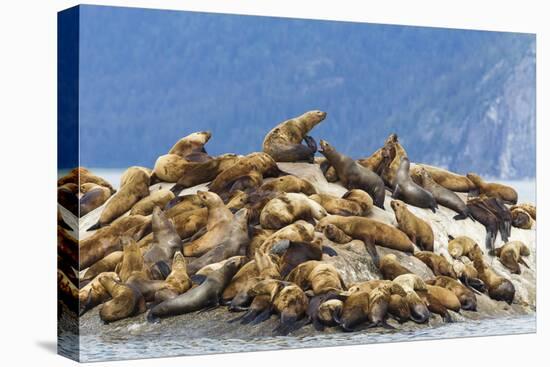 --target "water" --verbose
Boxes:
[78,314,535,362]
